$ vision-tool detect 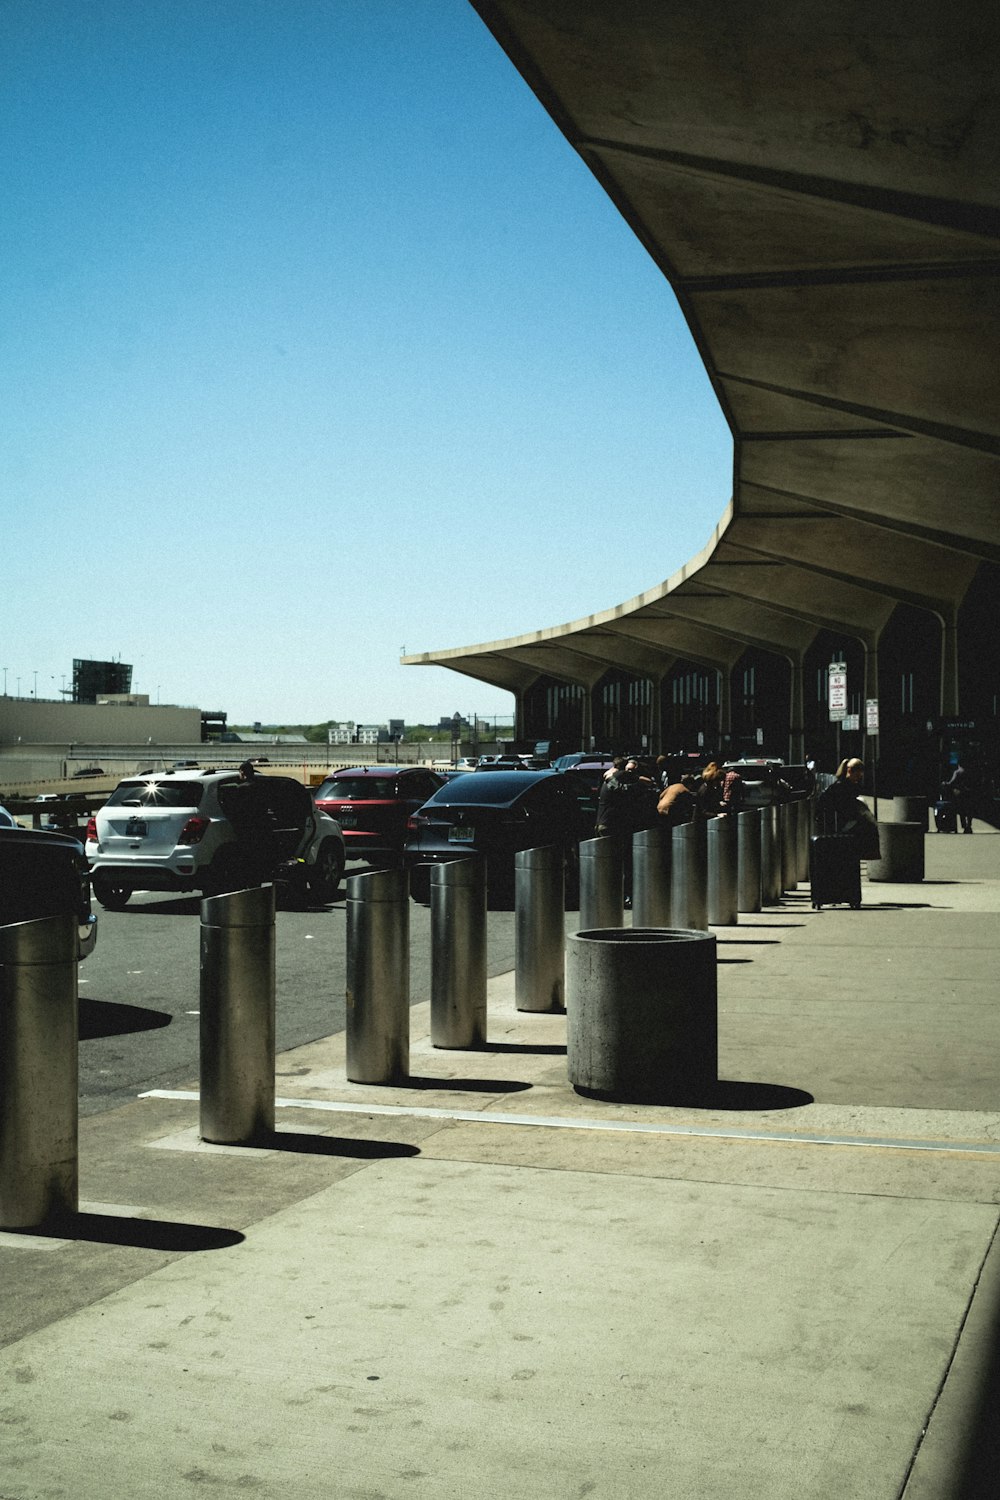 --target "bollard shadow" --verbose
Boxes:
[715,937,781,945]
[11,1212,244,1252]
[717,957,754,964]
[79,998,172,1040]
[262,1131,420,1159]
[403,1075,533,1094]
[575,1080,813,1111]
[733,922,806,929]
[480,1042,568,1056]
[118,895,202,917]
